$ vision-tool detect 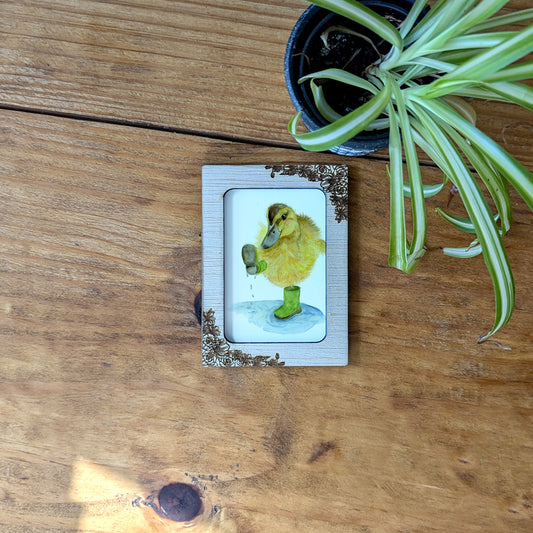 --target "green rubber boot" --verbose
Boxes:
[274,286,302,320]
